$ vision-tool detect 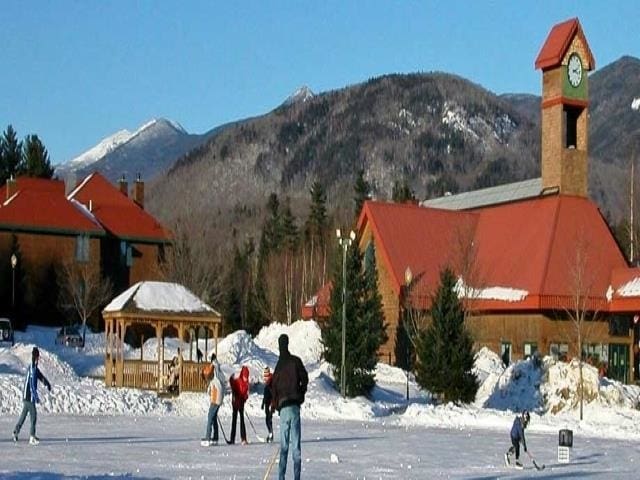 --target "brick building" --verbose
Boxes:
[0,173,170,326]
[303,18,640,383]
